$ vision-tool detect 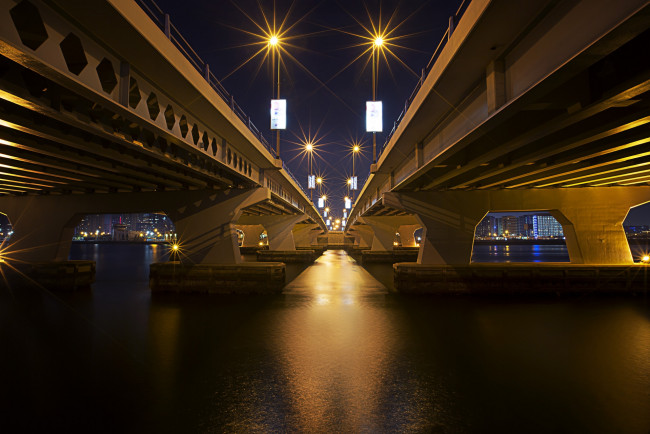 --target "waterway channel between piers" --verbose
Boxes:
[1,243,650,431]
